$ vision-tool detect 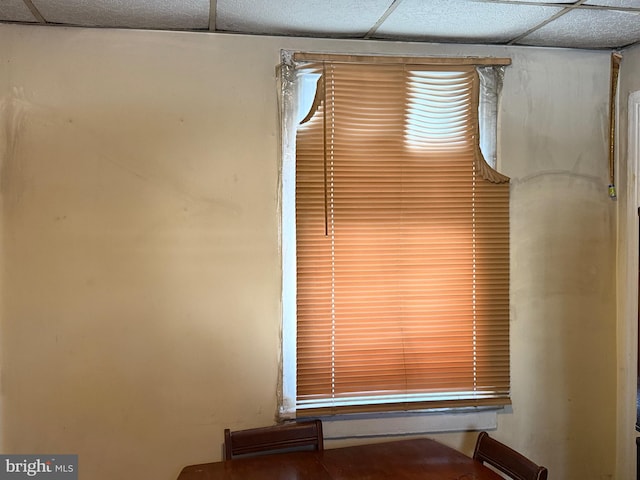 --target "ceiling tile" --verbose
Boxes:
[2,0,639,50]
[31,0,209,30]
[374,0,562,43]
[0,0,38,23]
[583,0,640,7]
[502,0,574,3]
[518,8,640,48]
[216,0,393,37]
